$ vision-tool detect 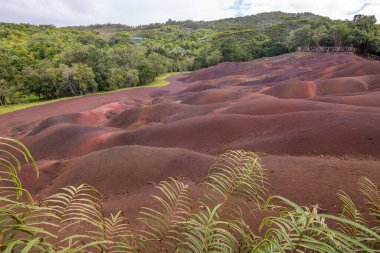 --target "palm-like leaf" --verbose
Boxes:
[0,137,58,252]
[358,177,380,222]
[0,199,58,252]
[204,150,267,212]
[138,177,192,251]
[337,190,370,245]
[256,196,335,252]
[227,217,260,253]
[41,184,104,231]
[256,195,379,252]
[95,211,139,253]
[0,137,38,203]
[42,185,141,252]
[178,204,238,253]
[41,184,109,251]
